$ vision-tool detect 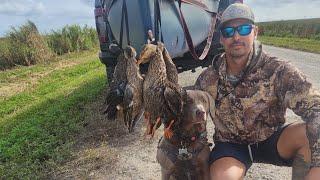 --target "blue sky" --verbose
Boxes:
[0,0,320,37]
